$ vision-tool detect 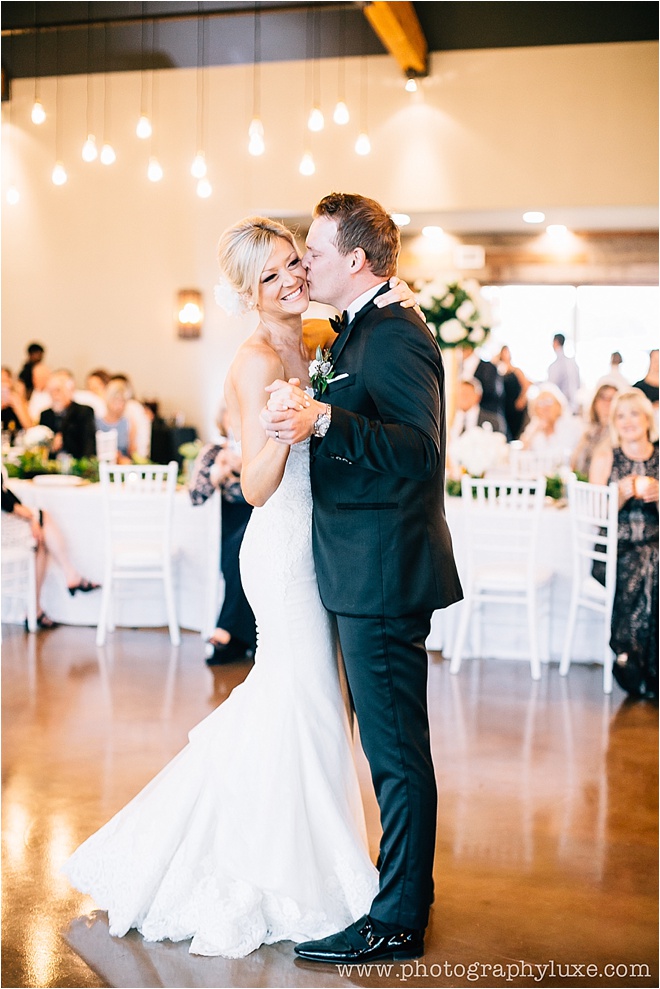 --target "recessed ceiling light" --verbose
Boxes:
[422,225,444,239]
[546,223,569,237]
[391,213,411,227]
[523,211,545,224]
